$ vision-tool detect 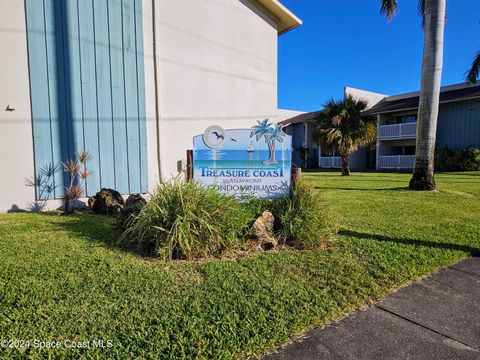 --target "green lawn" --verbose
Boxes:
[1,172,479,359]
